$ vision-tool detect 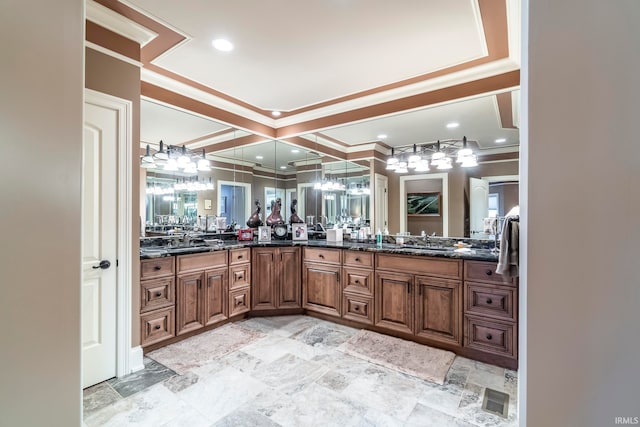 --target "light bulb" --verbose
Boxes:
[164,158,178,171]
